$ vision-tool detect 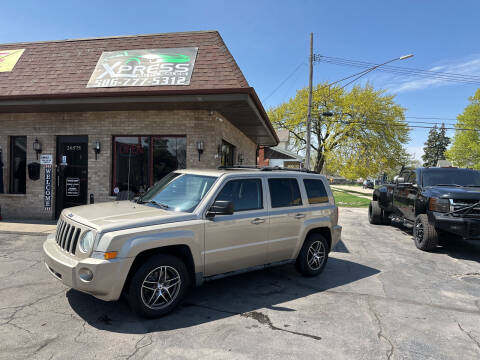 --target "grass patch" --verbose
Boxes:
[333,190,370,208]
